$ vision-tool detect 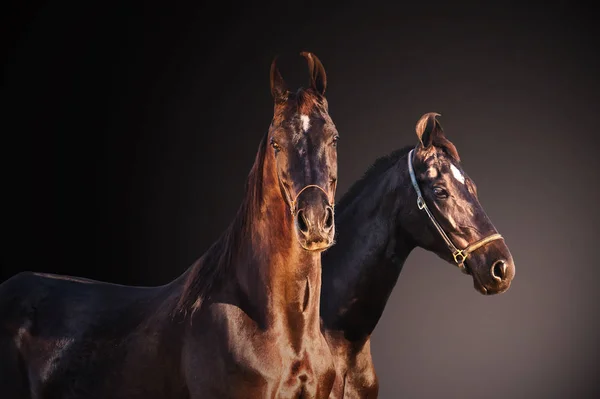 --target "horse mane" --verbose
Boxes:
[336,145,414,212]
[335,134,461,213]
[173,131,268,318]
[172,89,326,319]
